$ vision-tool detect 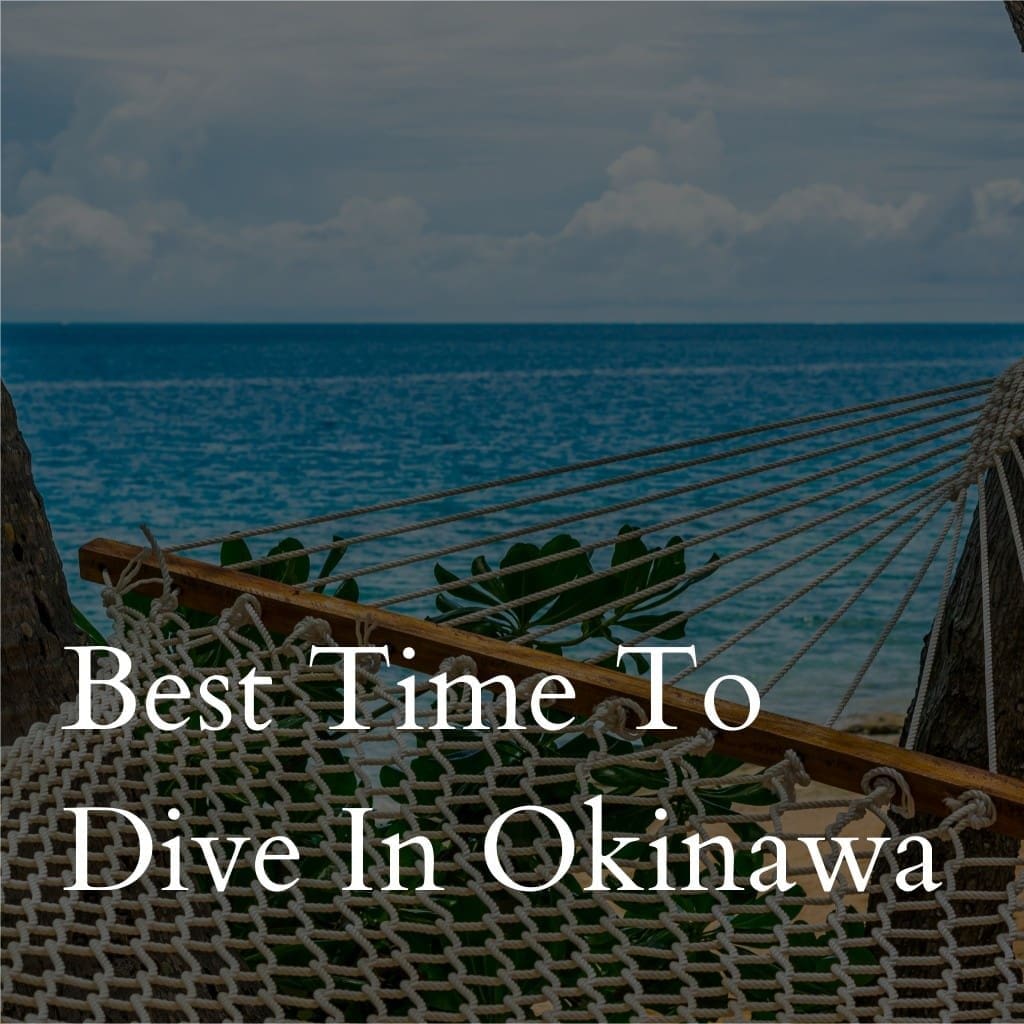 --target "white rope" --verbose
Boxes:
[167,377,990,555]
[826,497,960,726]
[903,488,968,751]
[659,489,947,689]
[504,452,961,643]
[364,413,973,607]
[1011,436,1024,488]
[977,473,998,774]
[621,485,939,664]
[715,497,944,698]
[994,458,1024,587]
[231,397,981,577]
